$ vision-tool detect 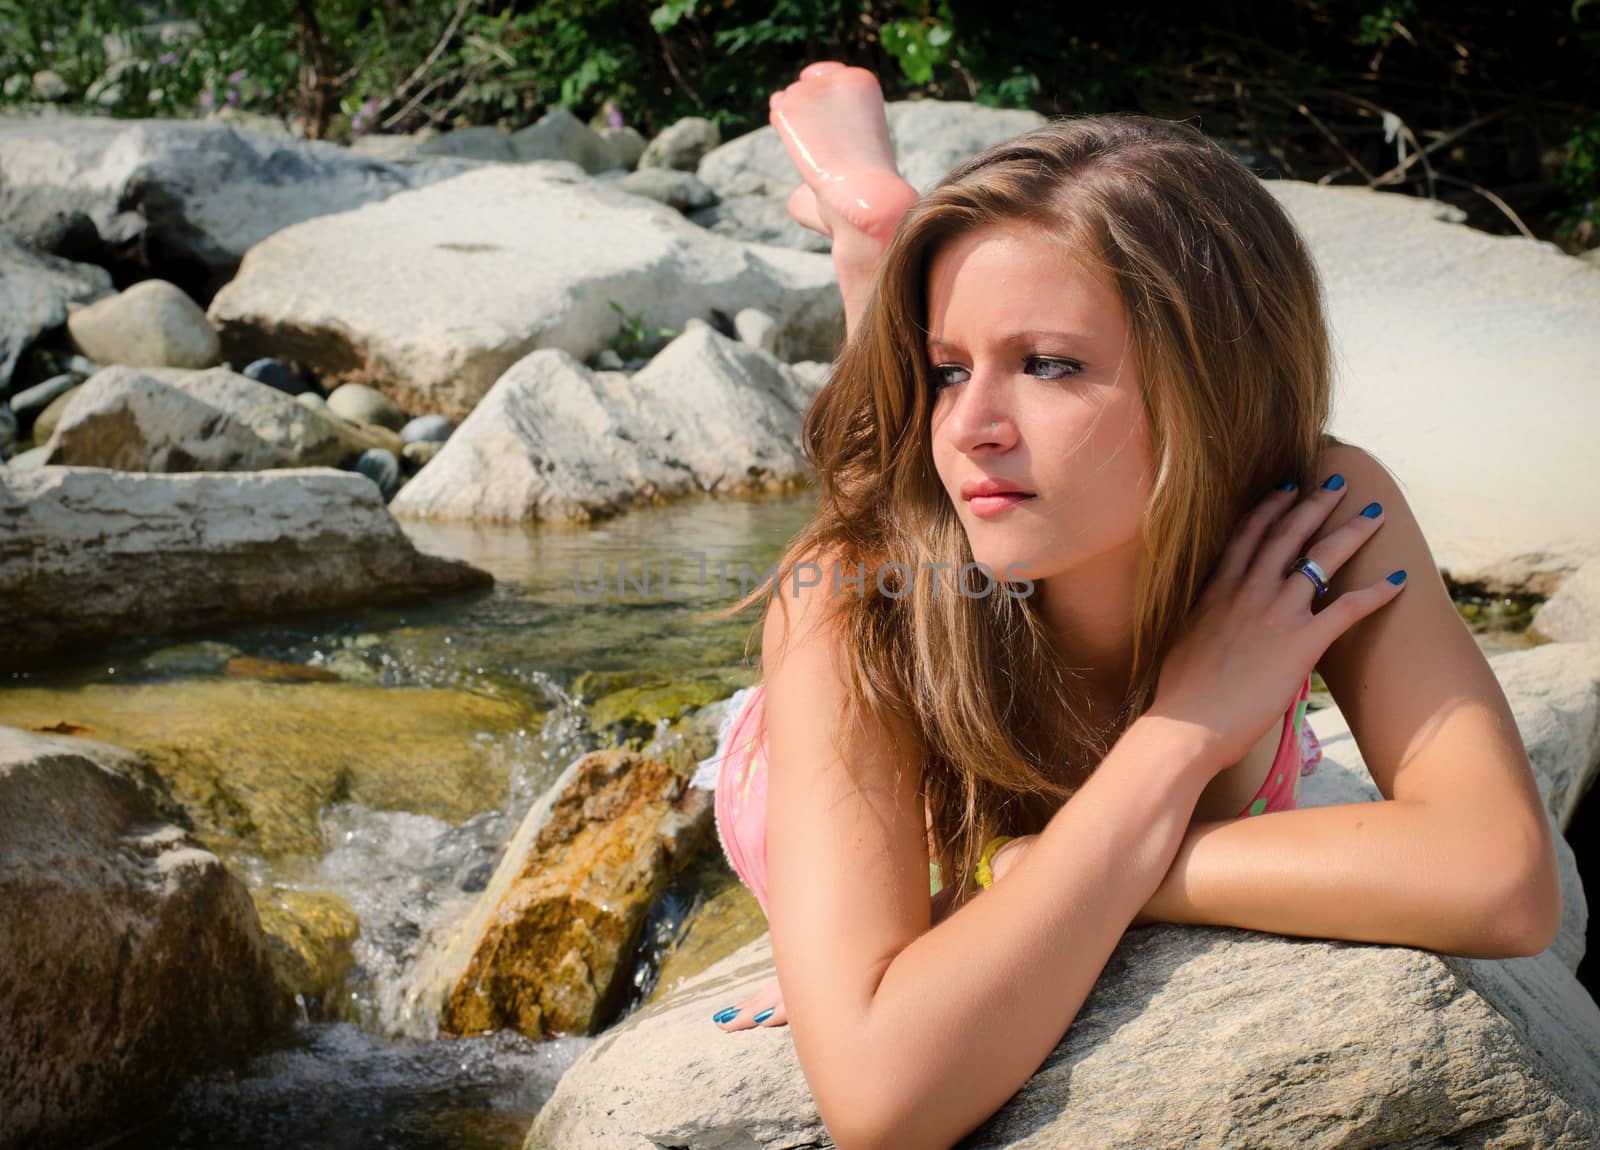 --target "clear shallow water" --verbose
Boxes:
[7,485,1549,1150]
[7,489,820,1150]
